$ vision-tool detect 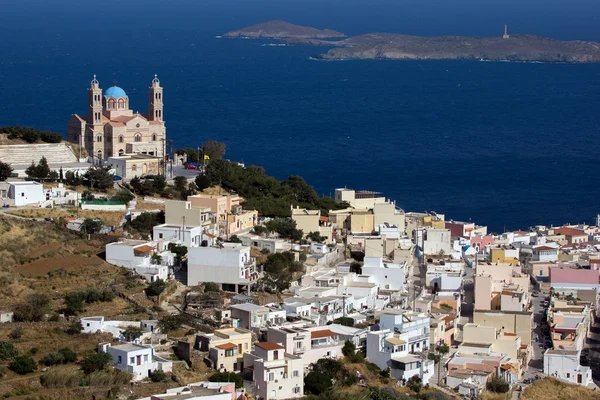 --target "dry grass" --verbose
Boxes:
[521,377,600,400]
[480,391,510,400]
[201,186,229,196]
[7,208,126,226]
[135,200,165,210]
